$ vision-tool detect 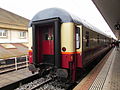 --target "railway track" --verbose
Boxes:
[0,73,40,90]
[1,69,75,90]
[15,75,53,90]
[15,74,68,90]
[31,77,52,90]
